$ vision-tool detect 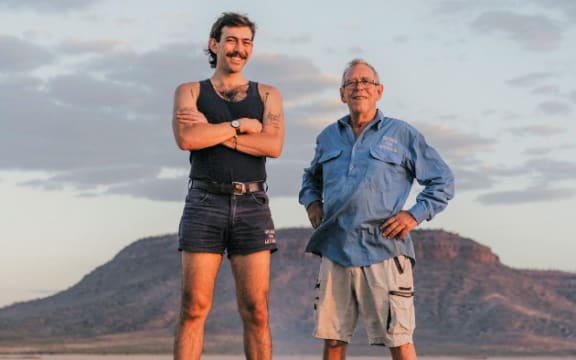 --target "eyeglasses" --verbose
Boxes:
[342,79,379,89]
